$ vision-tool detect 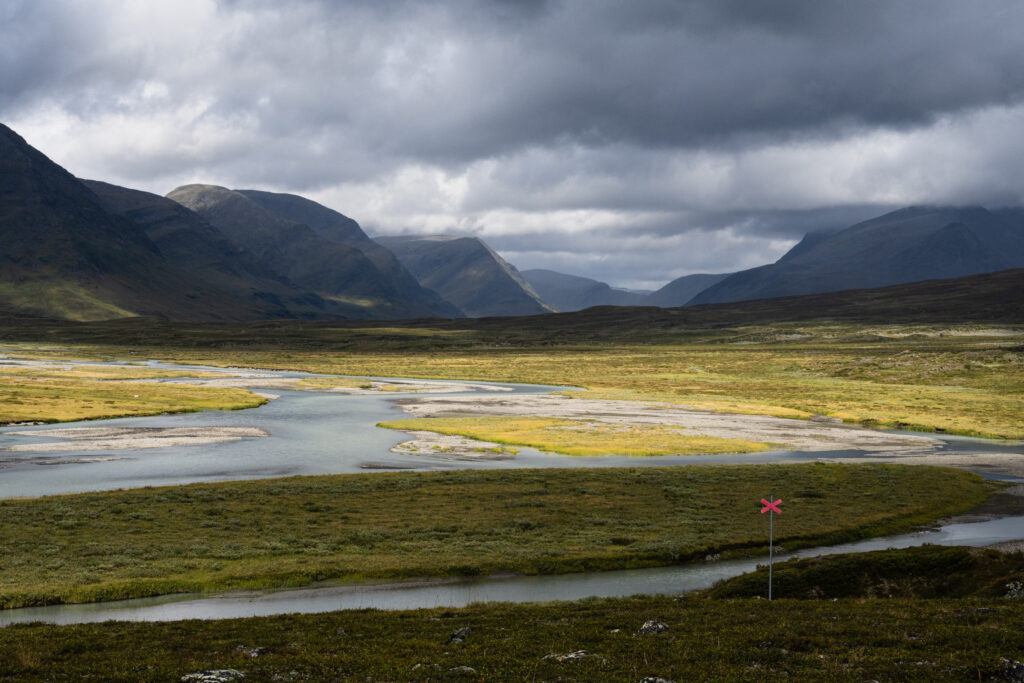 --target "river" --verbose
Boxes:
[1,358,1021,625]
